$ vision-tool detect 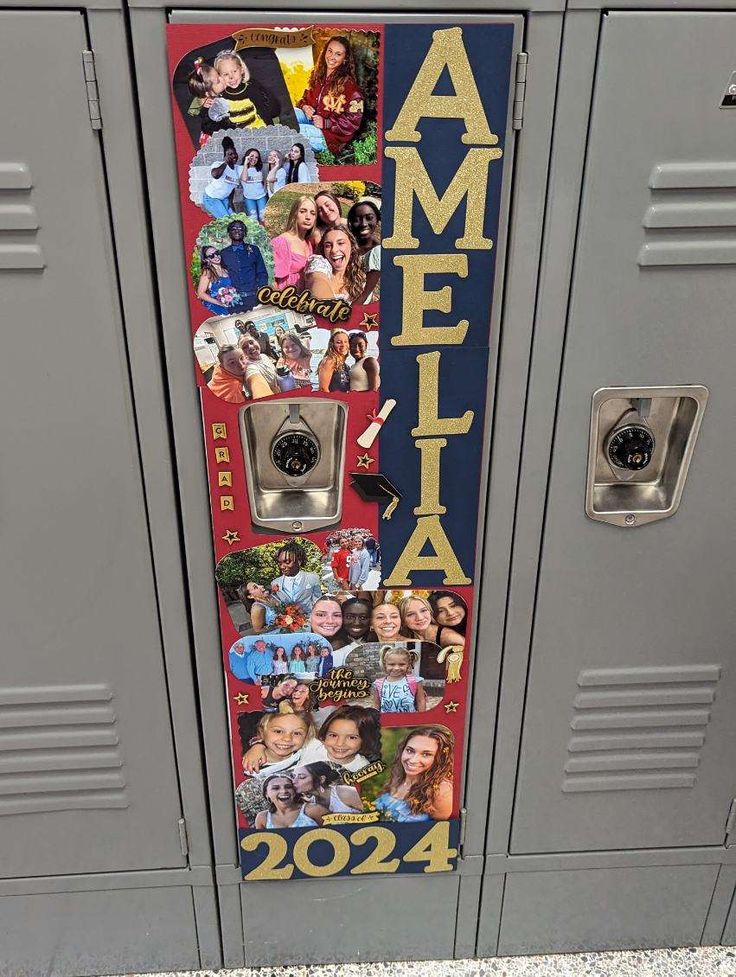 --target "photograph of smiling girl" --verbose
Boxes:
[360,725,455,823]
[264,182,381,306]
